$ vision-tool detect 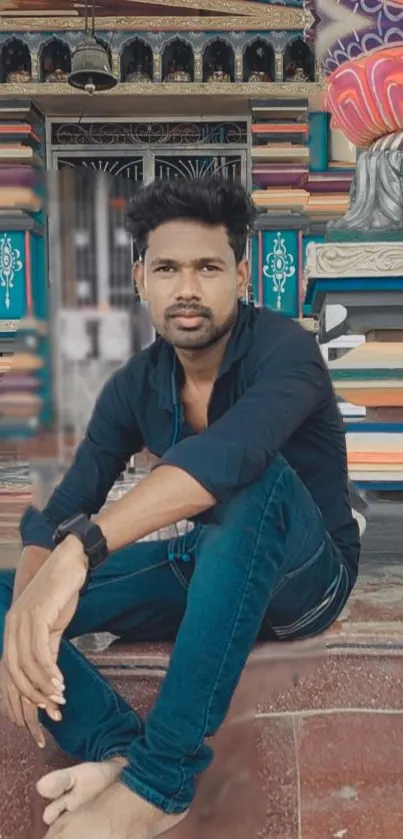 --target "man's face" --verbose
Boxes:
[134,219,249,350]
